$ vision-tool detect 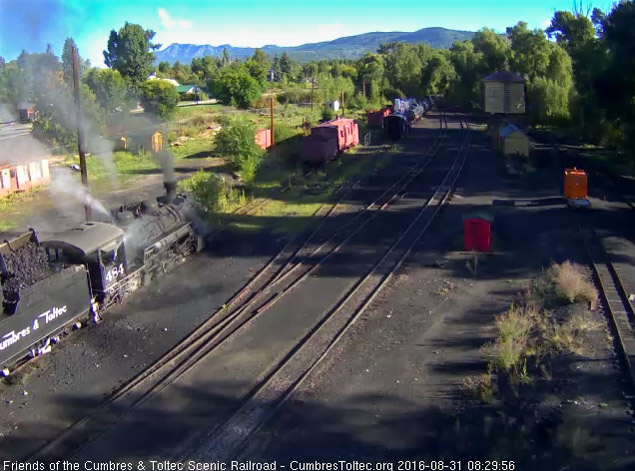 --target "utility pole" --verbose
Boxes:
[362,81,366,99]
[341,91,345,116]
[311,78,316,111]
[270,96,275,146]
[71,45,91,221]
